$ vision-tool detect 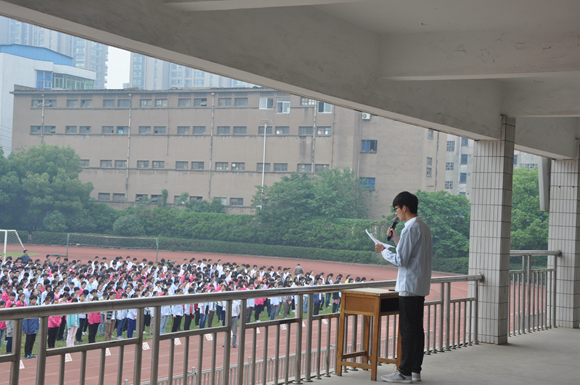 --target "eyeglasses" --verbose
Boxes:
[394,206,401,211]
